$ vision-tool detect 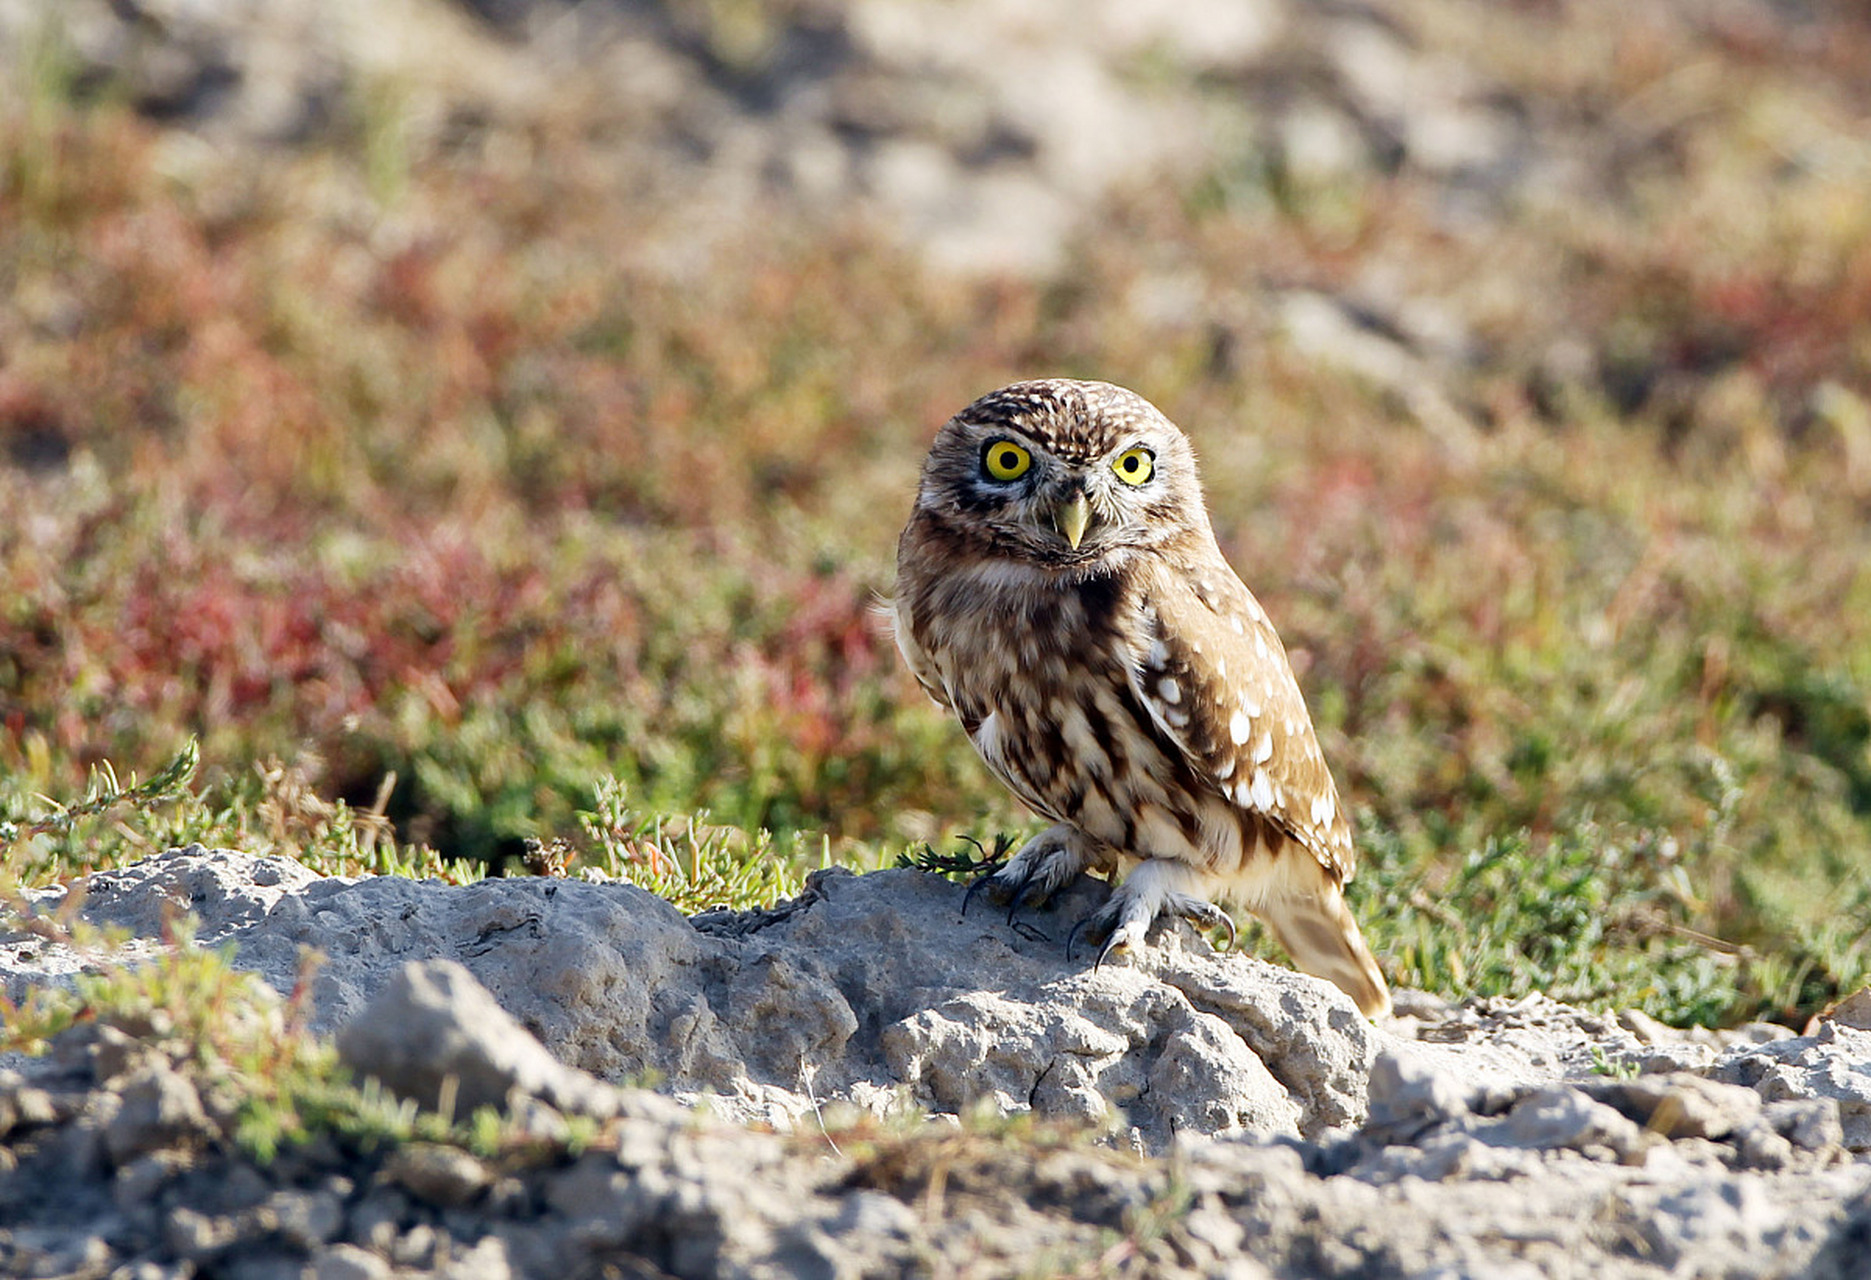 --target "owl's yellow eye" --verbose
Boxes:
[1112,447,1155,486]
[982,440,1033,482]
